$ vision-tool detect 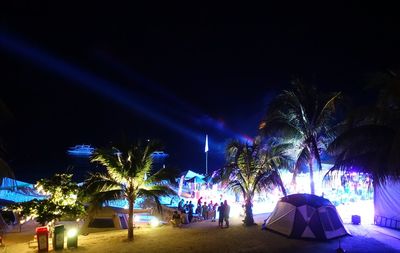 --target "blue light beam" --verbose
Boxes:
[0,31,215,147]
[94,50,251,143]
